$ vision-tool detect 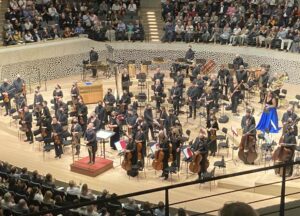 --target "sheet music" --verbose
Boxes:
[96,130,115,139]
